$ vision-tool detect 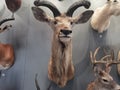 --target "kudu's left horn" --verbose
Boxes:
[34,0,61,17]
